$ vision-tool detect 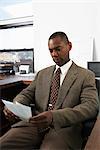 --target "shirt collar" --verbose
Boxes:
[56,60,72,75]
